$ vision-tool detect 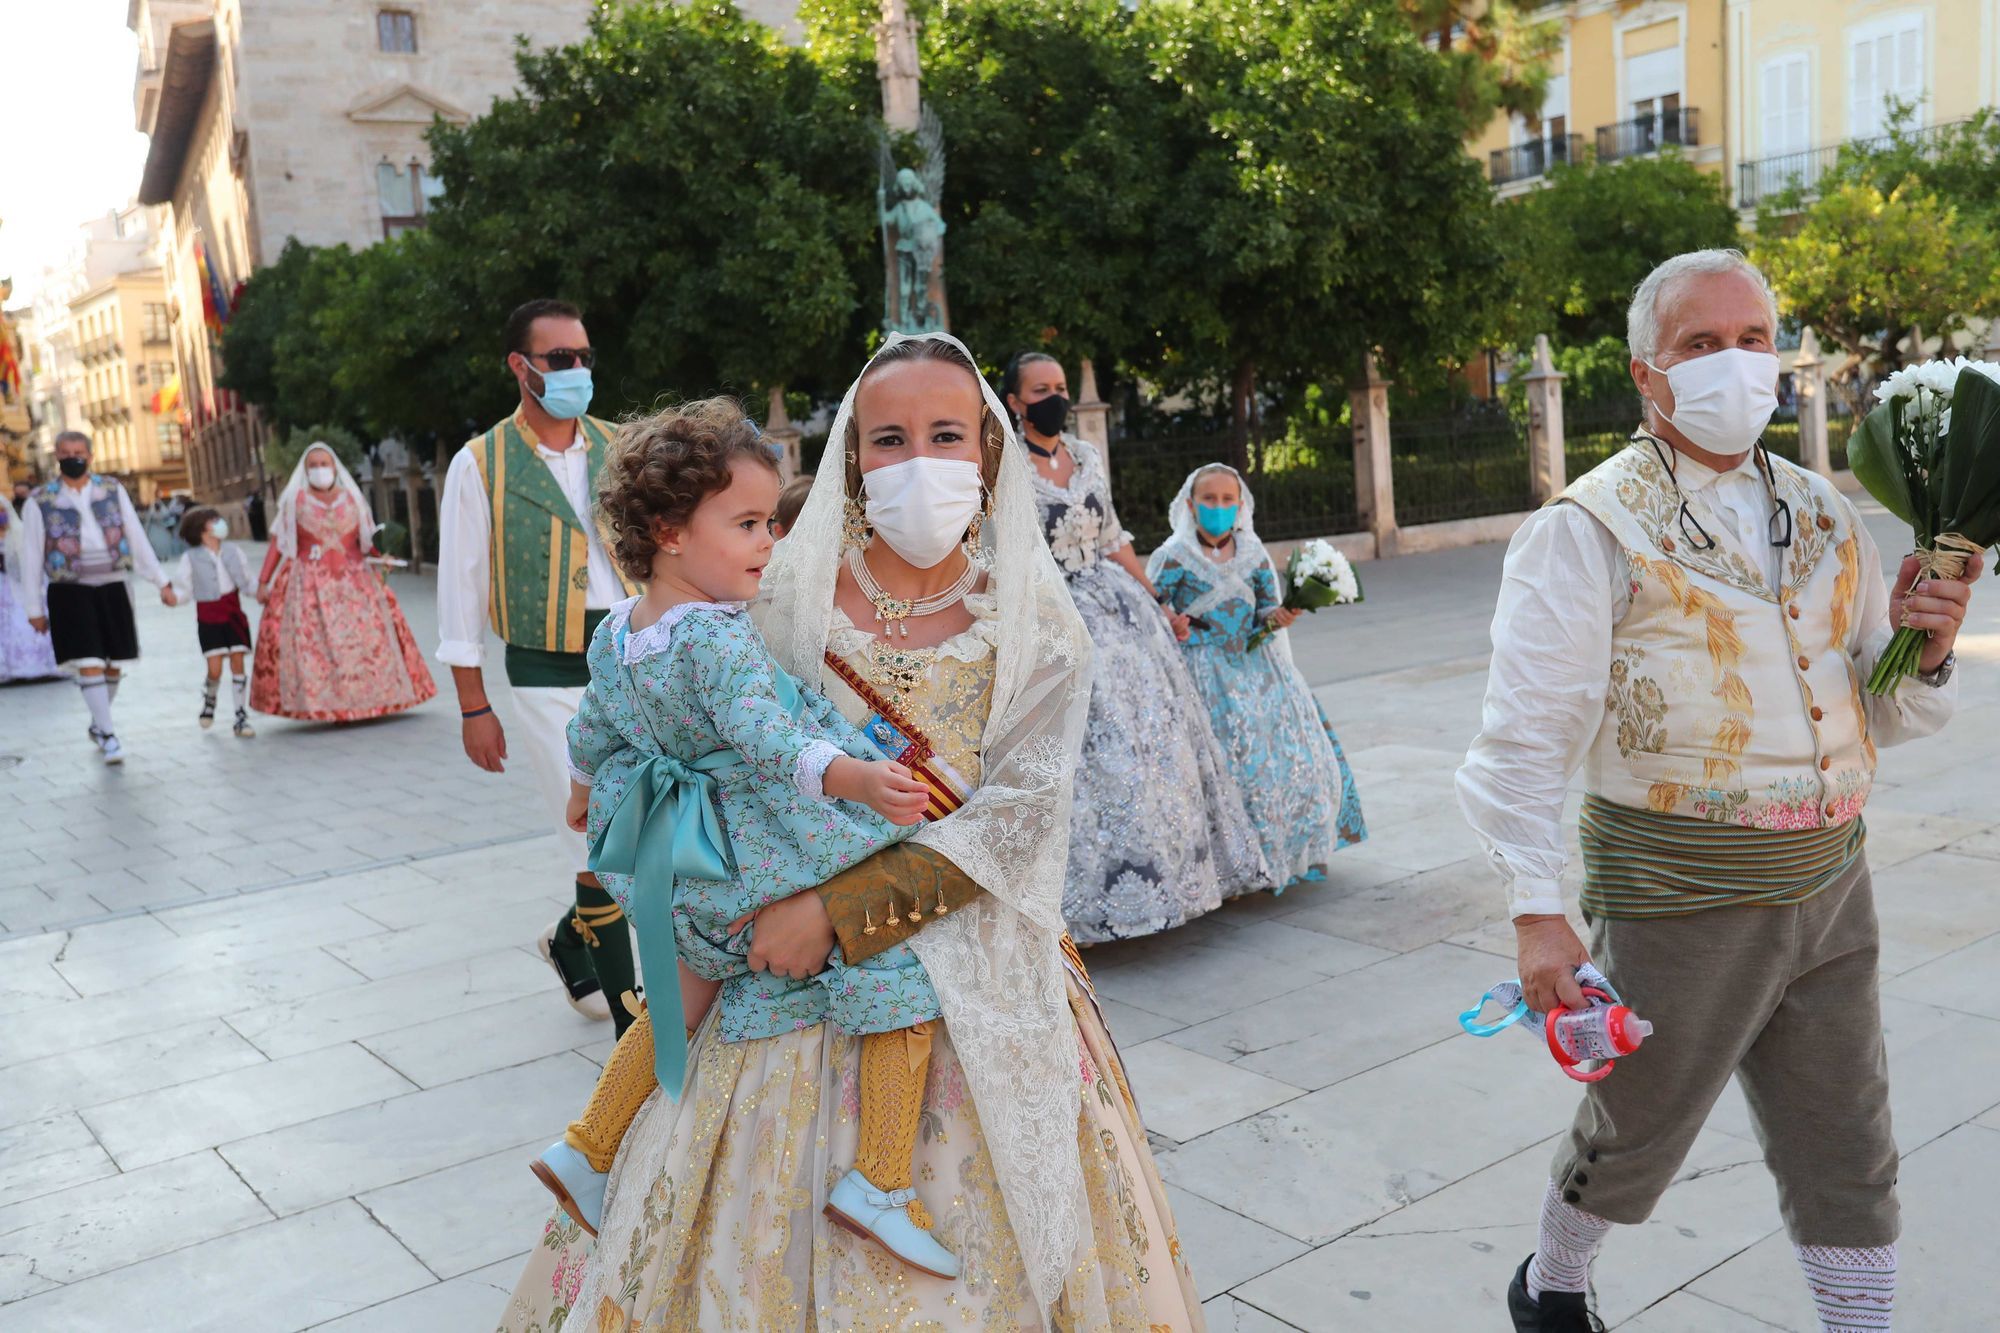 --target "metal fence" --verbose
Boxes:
[1736,116,1979,209]
[1388,409,1534,527]
[1107,430,1362,553]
